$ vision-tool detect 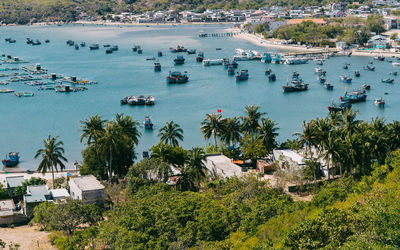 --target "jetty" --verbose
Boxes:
[199,32,240,37]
